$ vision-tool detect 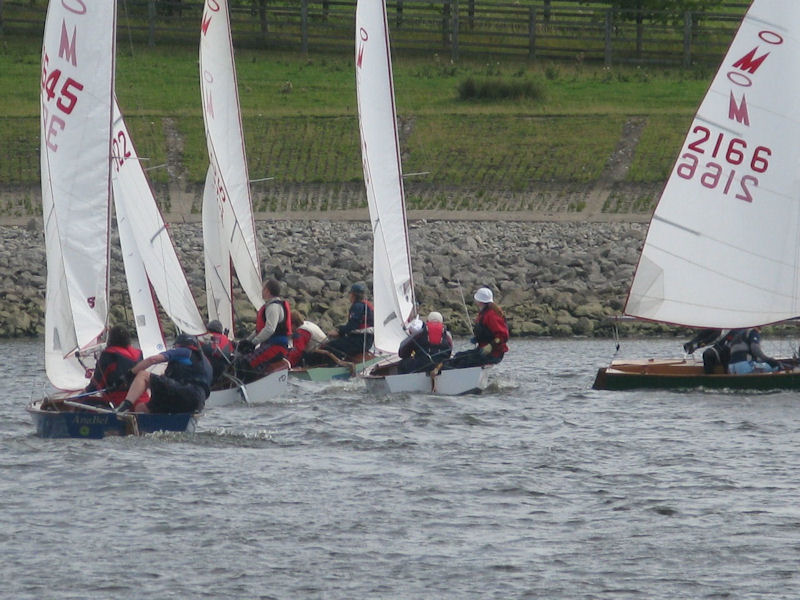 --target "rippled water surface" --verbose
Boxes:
[3,337,800,599]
